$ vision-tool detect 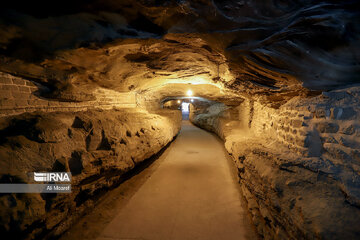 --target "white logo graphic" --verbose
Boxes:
[34,172,71,182]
